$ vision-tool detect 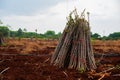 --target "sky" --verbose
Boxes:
[0,0,120,36]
